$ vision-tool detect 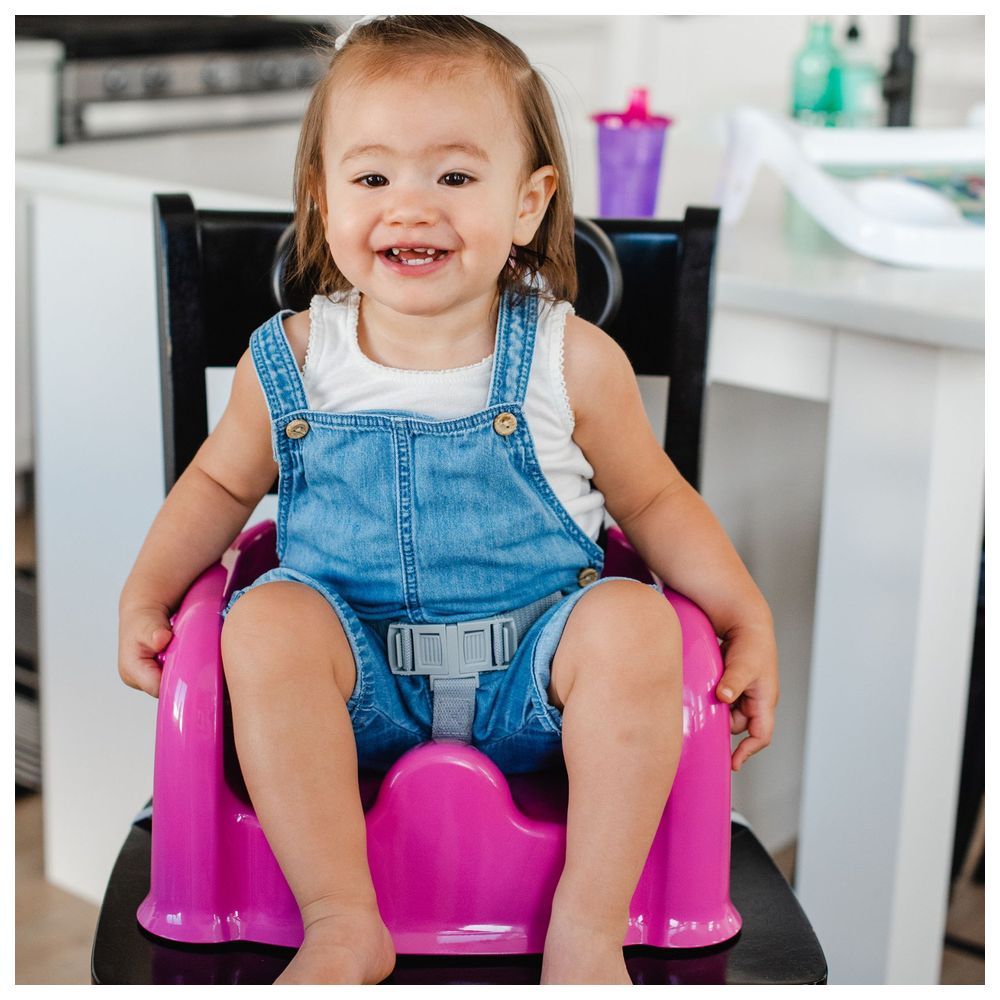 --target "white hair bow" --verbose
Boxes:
[334,14,390,51]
